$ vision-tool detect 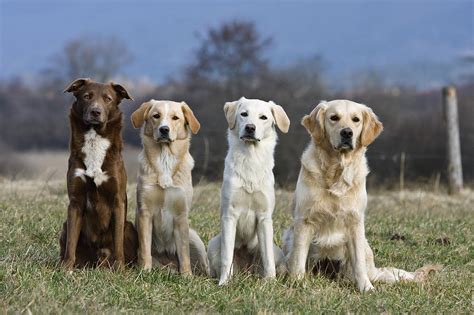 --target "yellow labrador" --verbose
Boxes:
[131,100,209,275]
[207,97,290,285]
[283,100,440,292]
